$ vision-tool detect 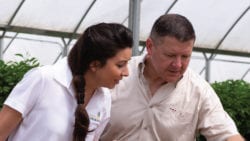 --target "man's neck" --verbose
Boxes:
[143,57,167,96]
